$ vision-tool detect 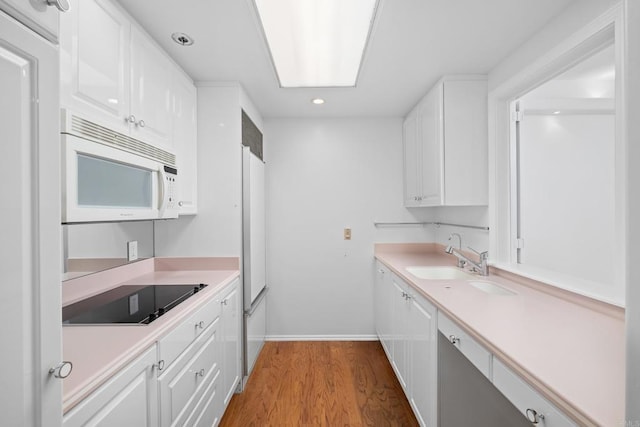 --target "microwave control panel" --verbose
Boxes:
[163,166,179,217]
